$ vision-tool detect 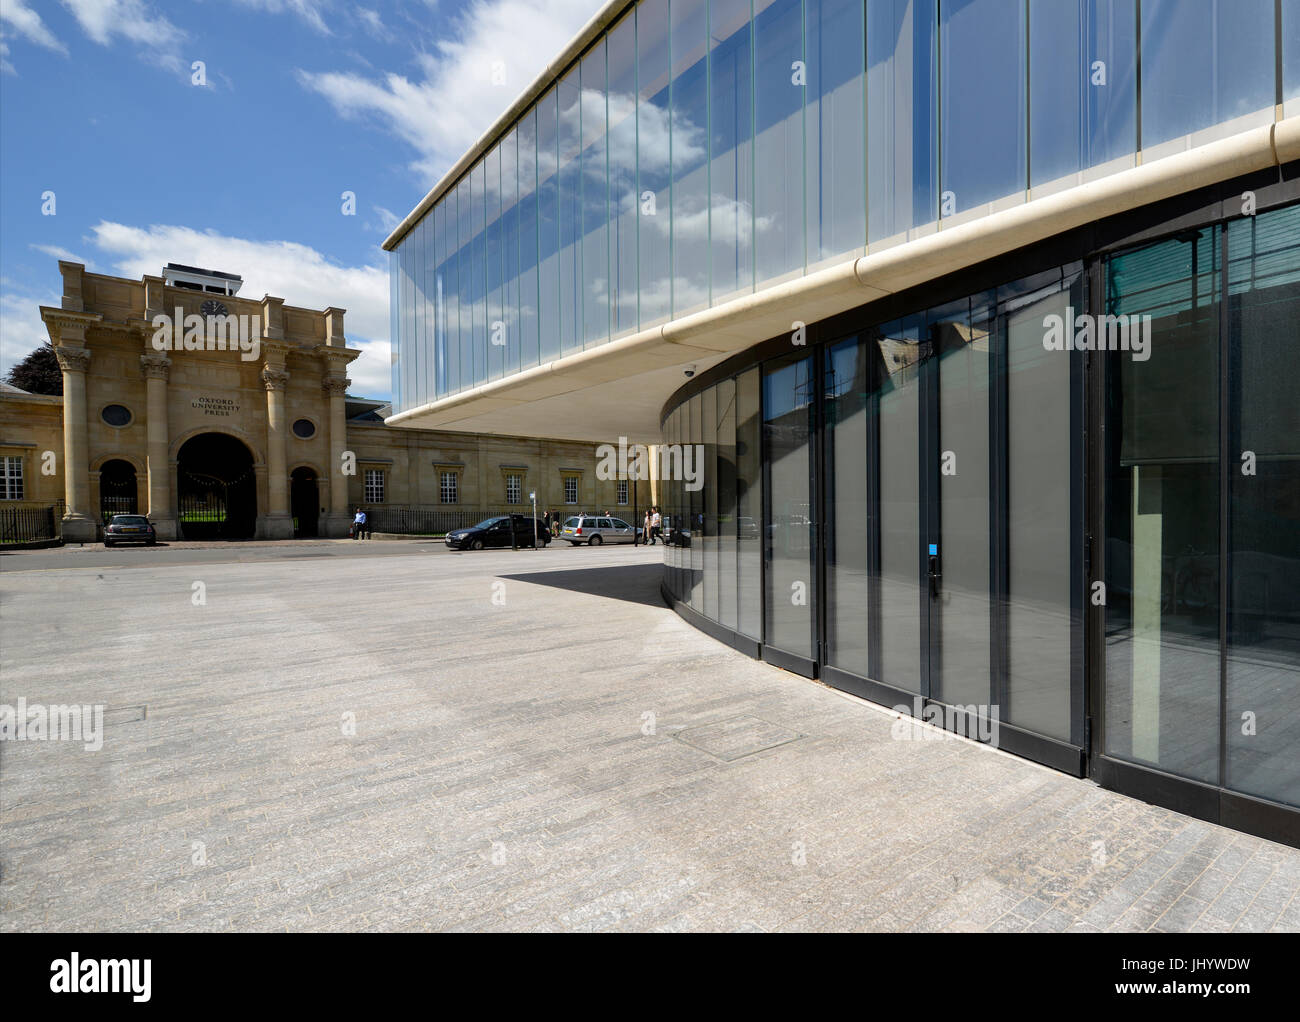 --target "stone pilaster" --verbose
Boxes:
[261,366,293,539]
[54,345,97,542]
[140,353,177,539]
[322,375,352,537]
